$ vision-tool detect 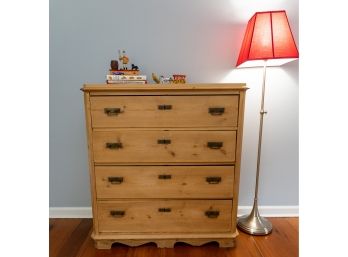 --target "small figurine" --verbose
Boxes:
[118,50,129,70]
[131,64,139,70]
[152,73,160,84]
[110,60,118,70]
[160,76,173,84]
